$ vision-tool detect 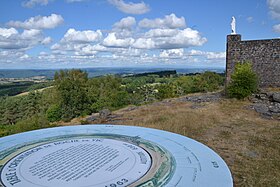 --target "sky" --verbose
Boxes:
[0,0,279,69]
